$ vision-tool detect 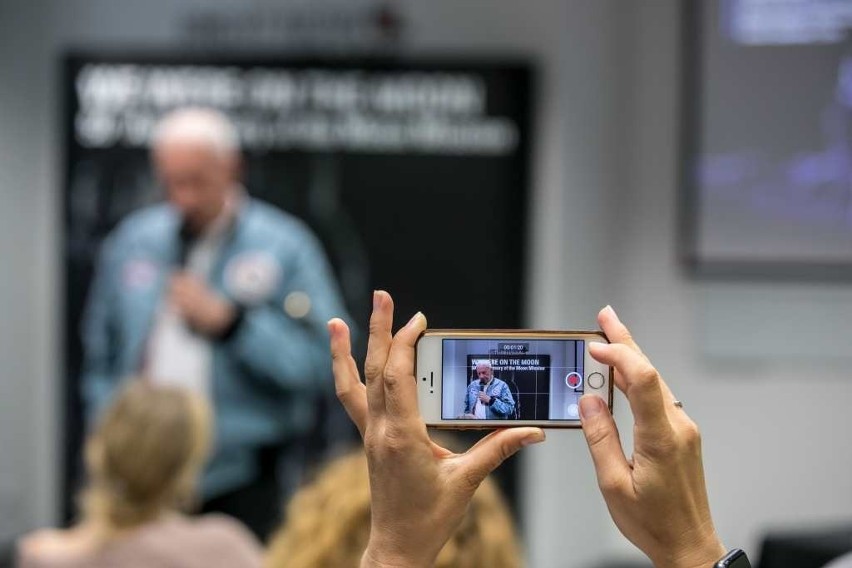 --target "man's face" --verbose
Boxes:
[476,365,493,382]
[153,142,238,233]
